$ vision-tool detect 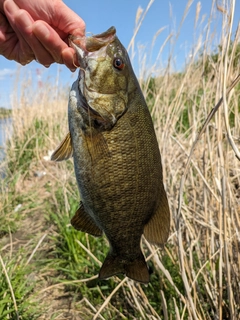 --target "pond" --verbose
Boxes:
[0,118,12,176]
